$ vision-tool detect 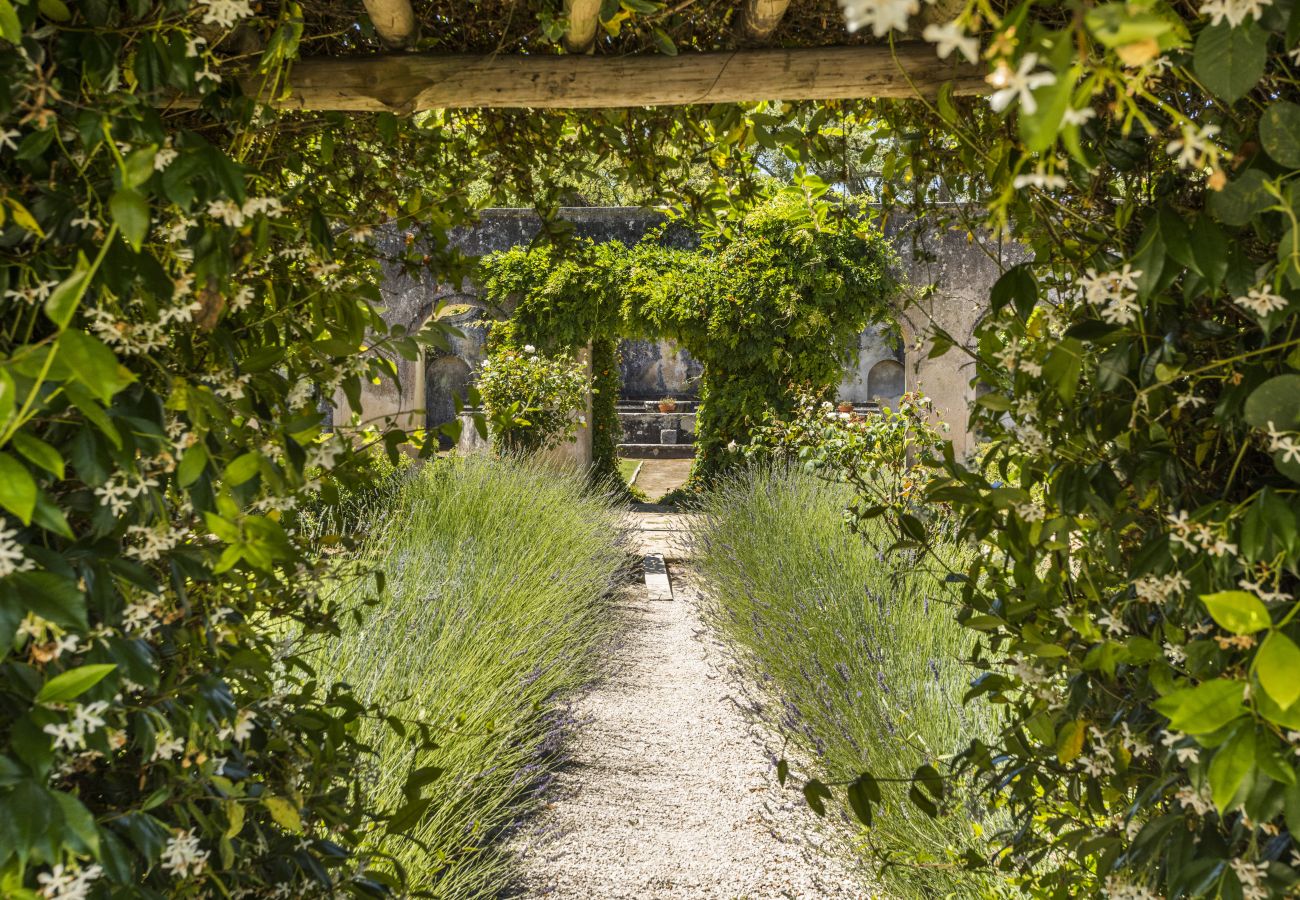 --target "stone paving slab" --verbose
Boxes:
[643,553,673,600]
